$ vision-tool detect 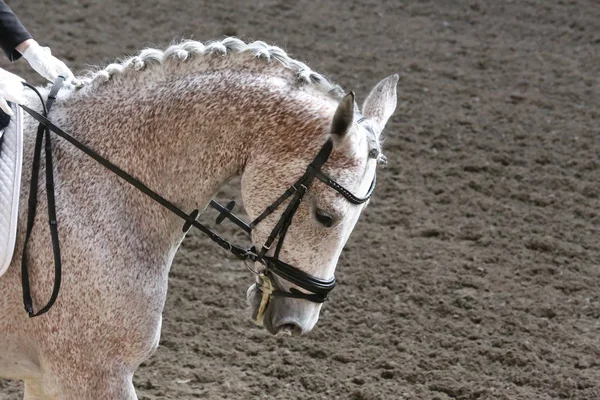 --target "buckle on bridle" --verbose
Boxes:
[292,183,308,192]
